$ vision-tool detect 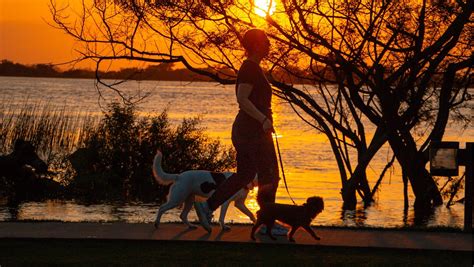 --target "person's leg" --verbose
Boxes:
[195,140,258,232]
[255,134,289,235]
[206,142,258,211]
[255,134,280,206]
